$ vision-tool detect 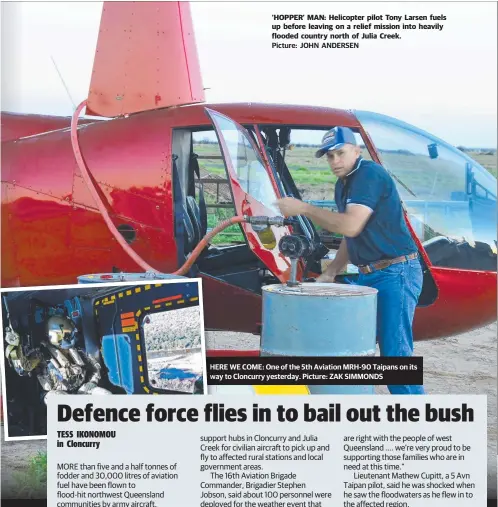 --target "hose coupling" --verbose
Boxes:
[244,215,294,227]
